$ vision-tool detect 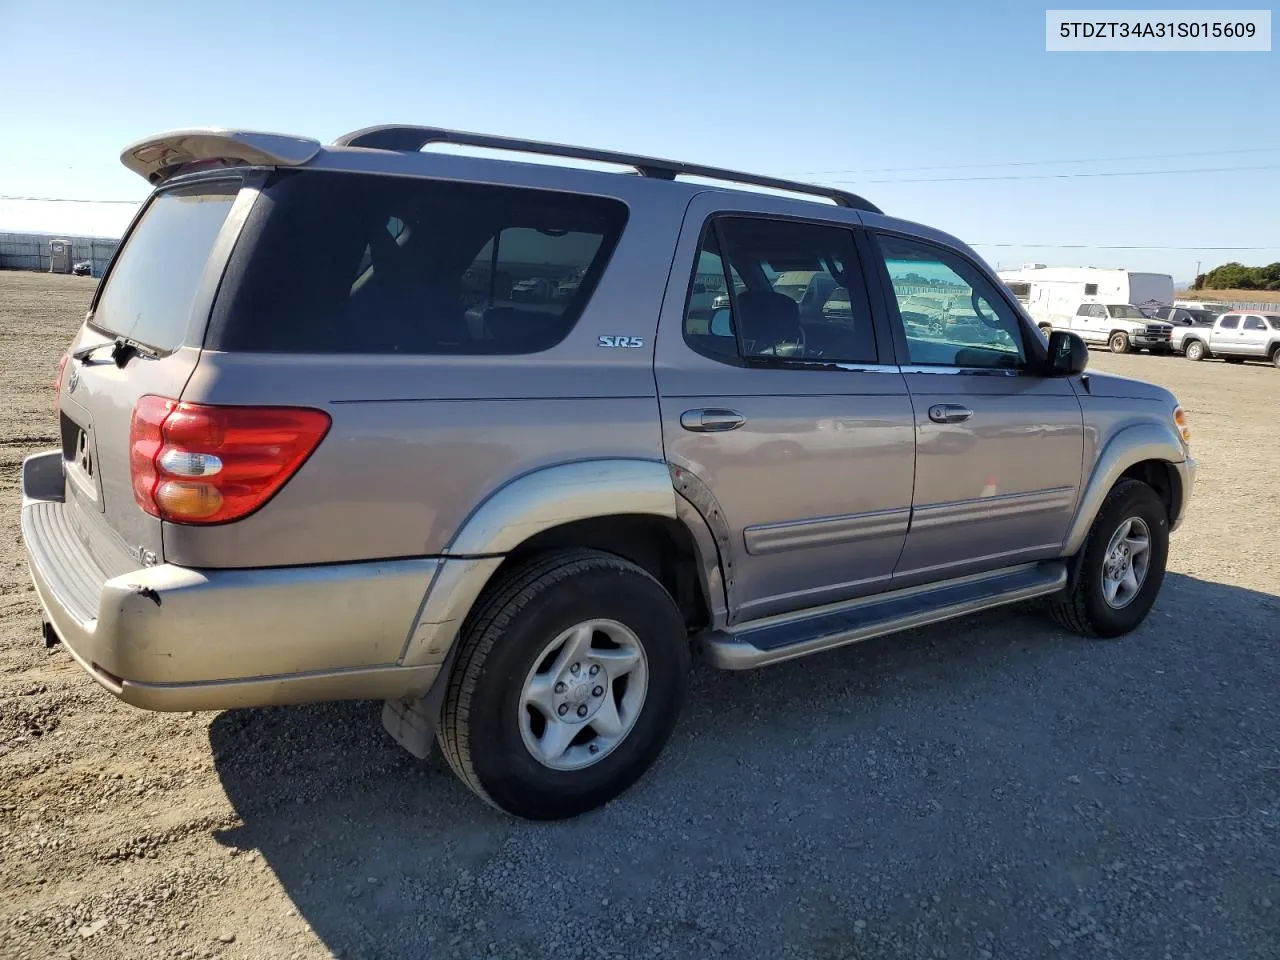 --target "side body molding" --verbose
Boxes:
[1061,420,1190,557]
[400,459,680,666]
